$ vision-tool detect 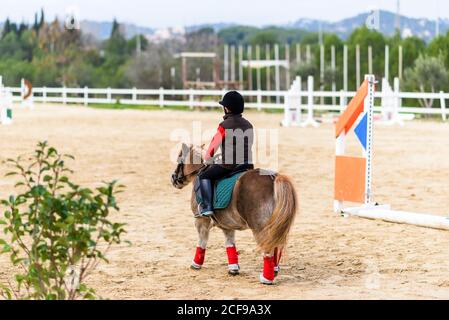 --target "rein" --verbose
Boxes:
[174,157,206,185]
[180,148,210,178]
[182,163,206,179]
[173,147,212,186]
